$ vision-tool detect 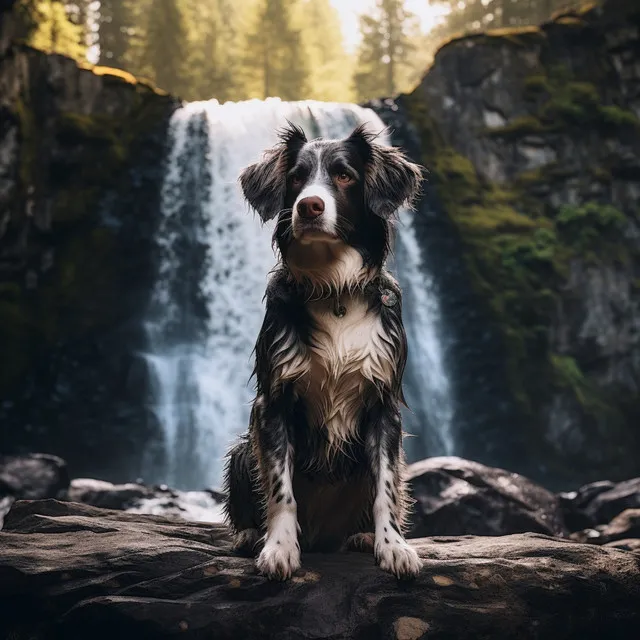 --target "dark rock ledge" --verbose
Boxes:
[1,500,640,640]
